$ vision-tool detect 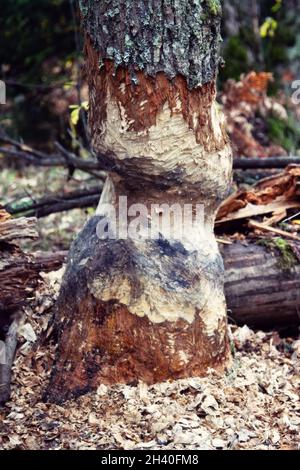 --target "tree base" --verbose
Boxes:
[45,216,231,404]
[45,302,230,403]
